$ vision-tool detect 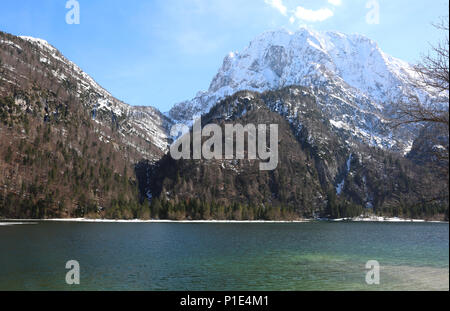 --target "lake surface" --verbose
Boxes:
[0,221,448,291]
